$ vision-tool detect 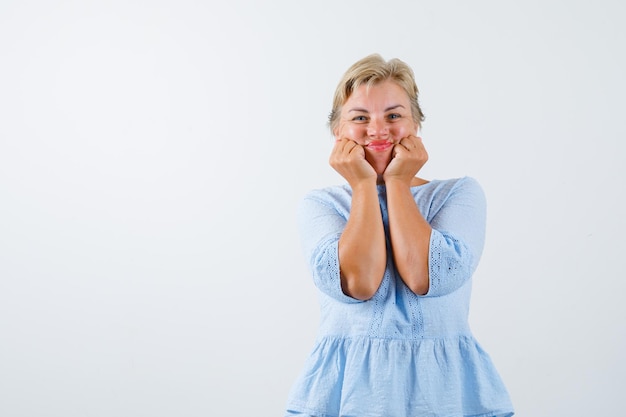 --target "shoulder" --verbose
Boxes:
[414,177,486,219]
[417,176,484,198]
[302,184,352,205]
[298,184,353,216]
